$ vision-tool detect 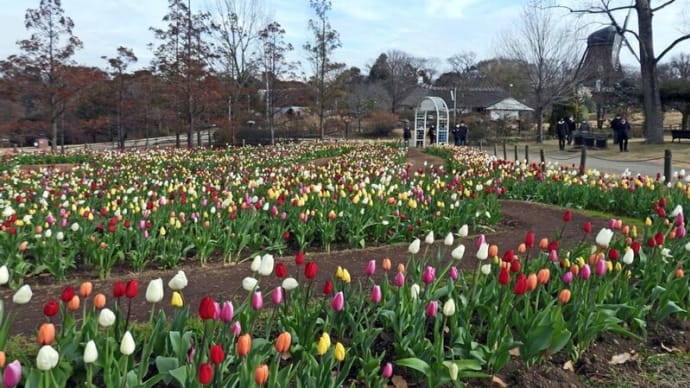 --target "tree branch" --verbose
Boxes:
[656,35,690,63]
[652,0,676,13]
